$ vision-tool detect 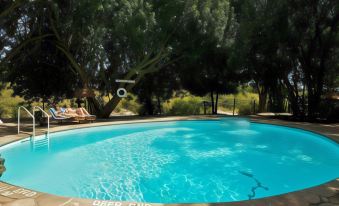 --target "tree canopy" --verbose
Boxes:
[1,0,338,120]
